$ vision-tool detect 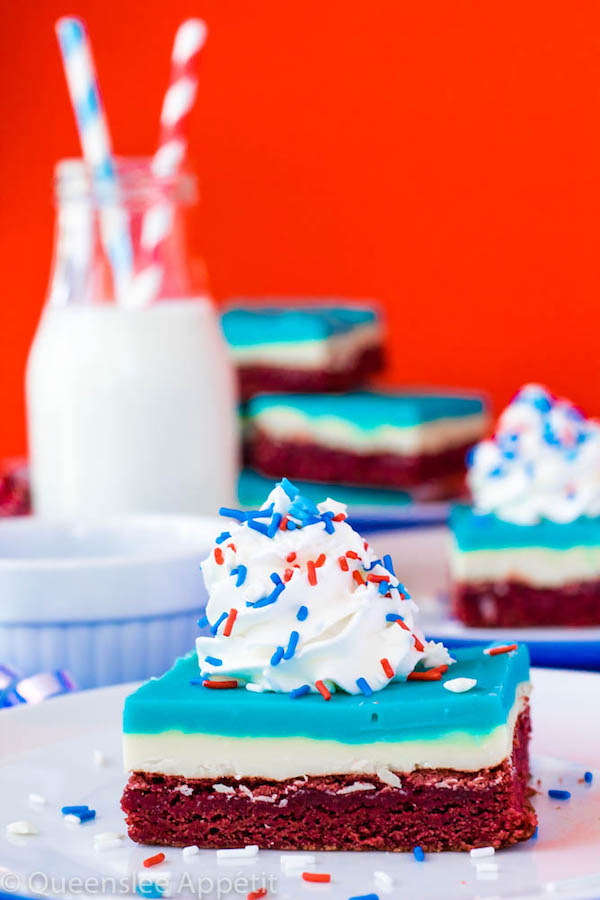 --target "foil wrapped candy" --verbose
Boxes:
[0,664,76,707]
